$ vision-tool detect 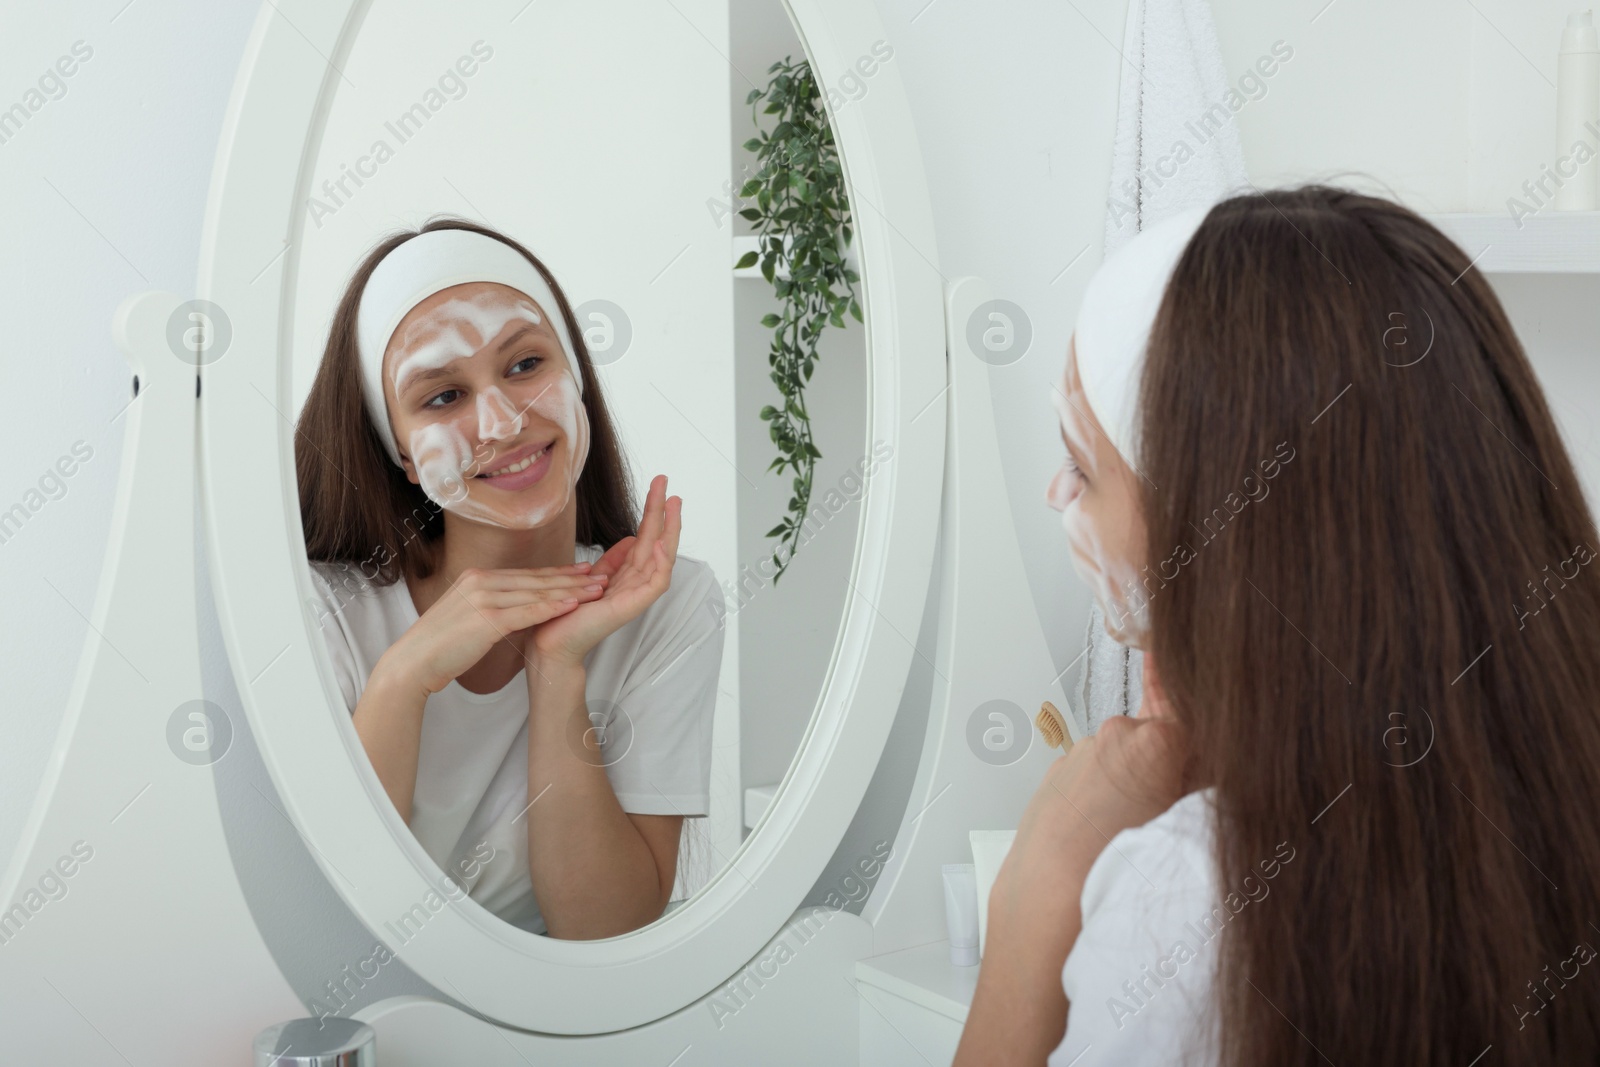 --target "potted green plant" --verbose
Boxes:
[736,56,860,582]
